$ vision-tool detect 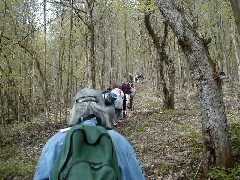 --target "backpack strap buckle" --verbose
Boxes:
[79,114,96,123]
